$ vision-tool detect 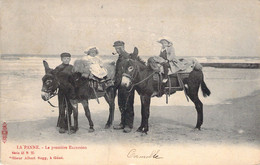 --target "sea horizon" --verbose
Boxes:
[1,53,260,69]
